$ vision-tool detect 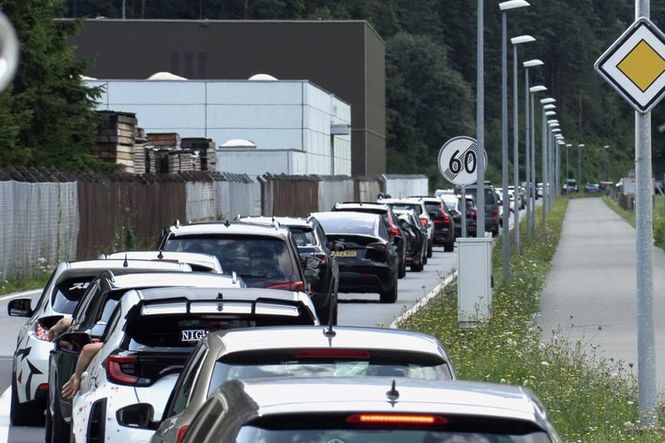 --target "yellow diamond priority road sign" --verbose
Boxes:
[595,18,665,113]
